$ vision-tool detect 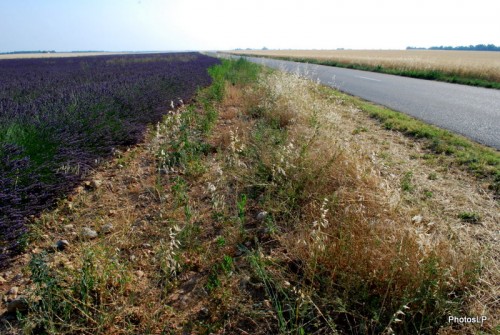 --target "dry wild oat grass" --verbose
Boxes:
[242,69,498,332]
